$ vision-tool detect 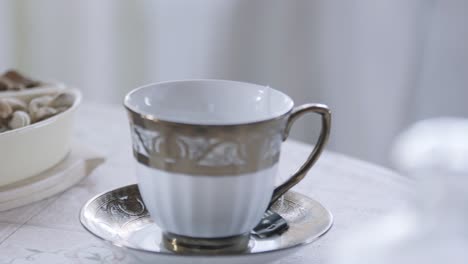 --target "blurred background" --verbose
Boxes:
[1,0,467,167]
